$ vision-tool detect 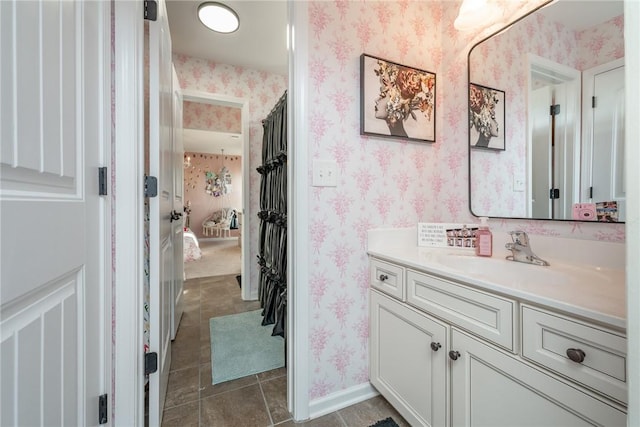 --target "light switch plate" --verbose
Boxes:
[513,177,525,192]
[312,160,338,187]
